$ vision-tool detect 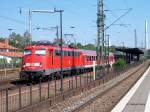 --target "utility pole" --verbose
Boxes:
[29,10,32,45]
[97,0,105,66]
[134,29,137,48]
[8,28,14,68]
[106,35,110,65]
[145,20,148,50]
[56,26,59,39]
[59,10,64,94]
